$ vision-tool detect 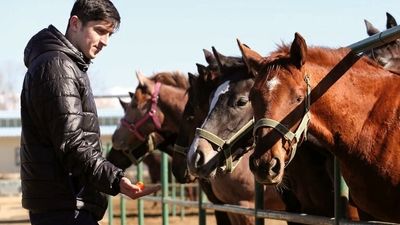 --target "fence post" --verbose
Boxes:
[137,162,144,225]
[172,176,176,217]
[334,156,349,225]
[255,179,264,225]
[180,184,185,219]
[161,152,169,225]
[120,194,126,225]
[104,143,114,225]
[198,182,206,225]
